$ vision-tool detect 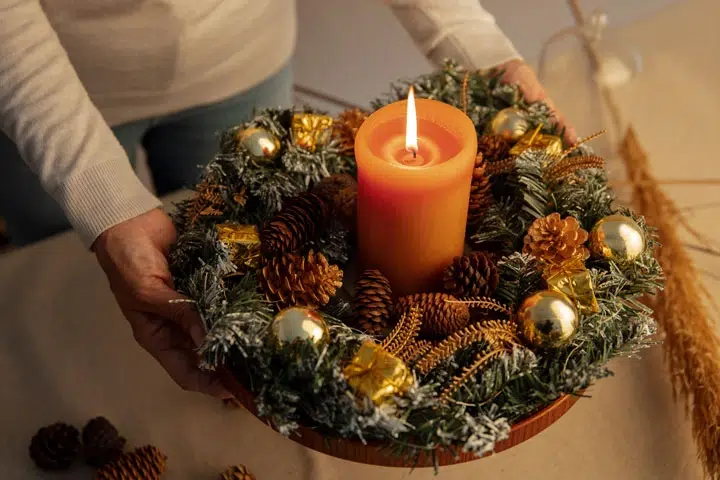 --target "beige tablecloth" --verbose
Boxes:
[1,1,717,478]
